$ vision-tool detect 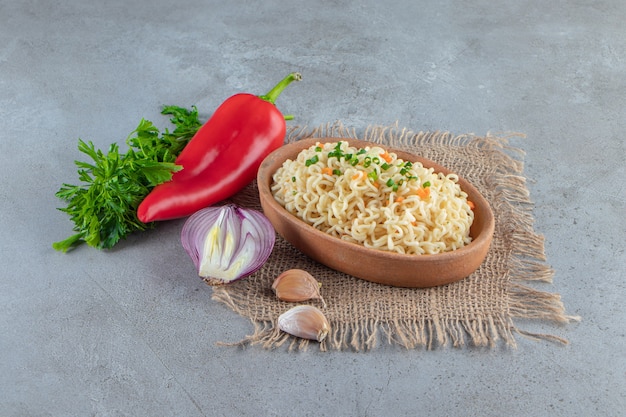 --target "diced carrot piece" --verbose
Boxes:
[322,167,333,175]
[380,152,392,163]
[467,200,475,210]
[416,187,430,199]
